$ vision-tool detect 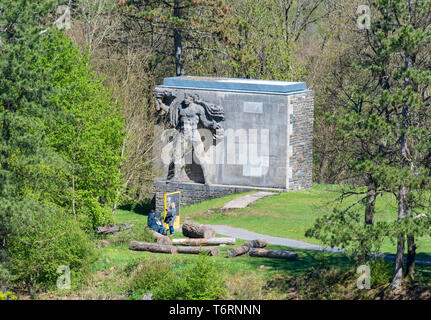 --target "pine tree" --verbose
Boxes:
[119,0,234,76]
[306,0,431,290]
